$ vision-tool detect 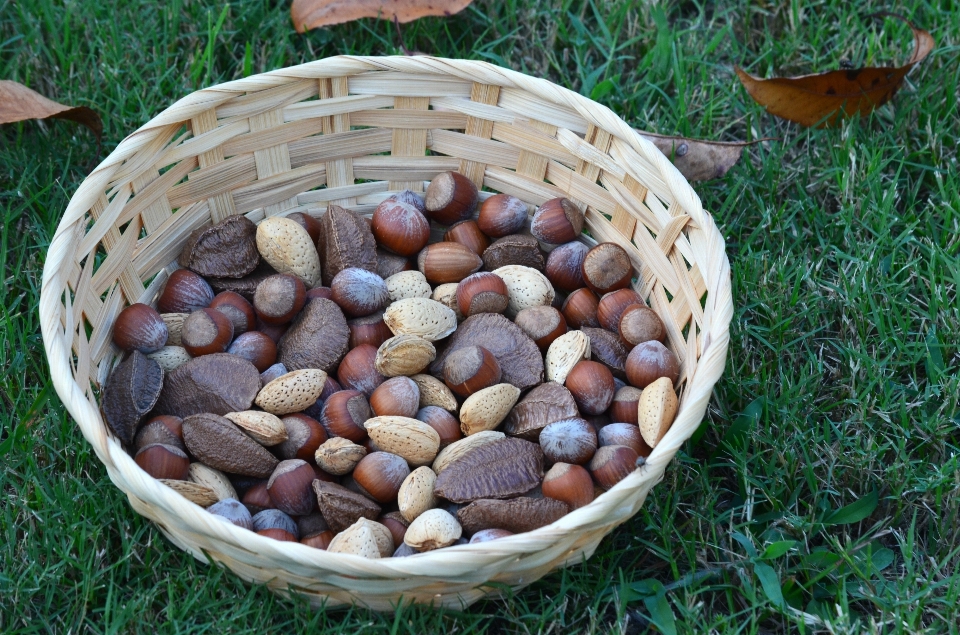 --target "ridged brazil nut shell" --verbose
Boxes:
[182,413,279,478]
[433,437,543,503]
